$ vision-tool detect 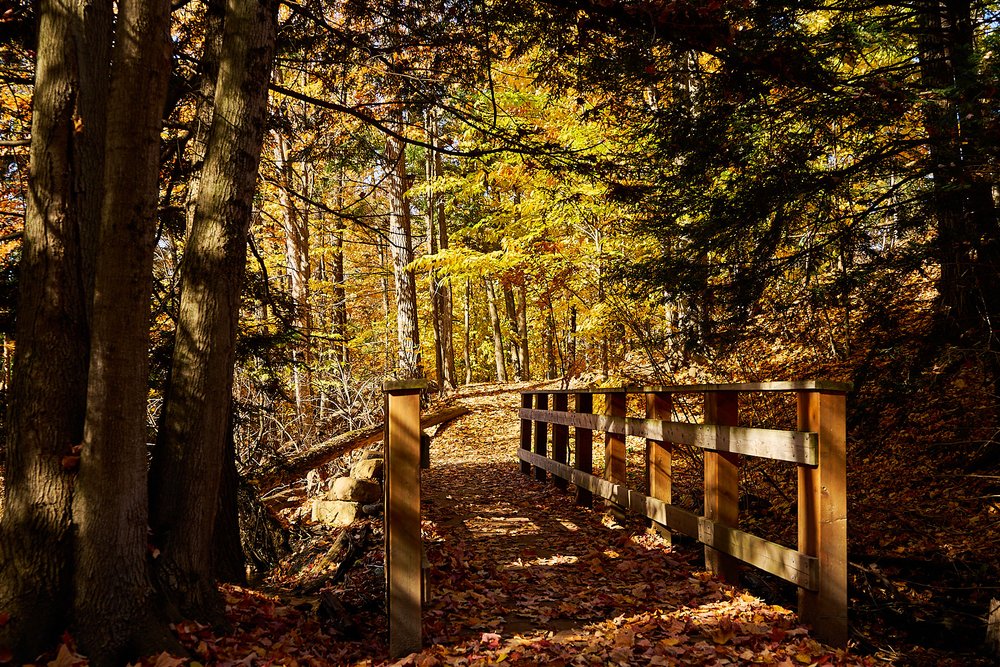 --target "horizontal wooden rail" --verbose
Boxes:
[518,448,819,589]
[518,408,818,465]
[521,381,852,395]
